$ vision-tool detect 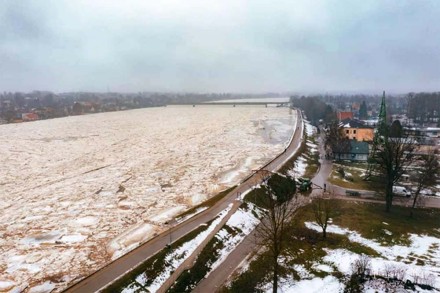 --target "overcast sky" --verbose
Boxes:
[1,0,439,93]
